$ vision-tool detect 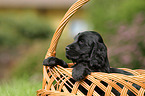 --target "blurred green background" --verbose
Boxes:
[0,0,145,95]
